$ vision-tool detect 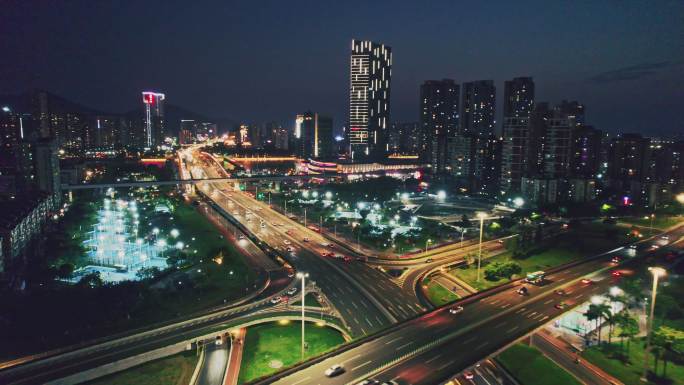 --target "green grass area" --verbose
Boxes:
[498,344,582,385]
[290,293,324,308]
[85,350,198,385]
[422,277,459,306]
[619,216,683,230]
[584,340,684,385]
[238,322,345,384]
[451,223,631,291]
